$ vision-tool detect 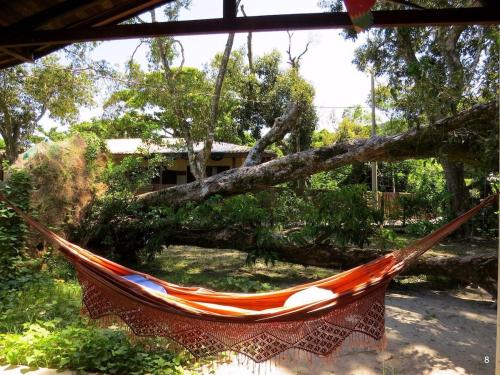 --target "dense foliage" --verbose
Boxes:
[0,54,95,163]
[75,184,379,263]
[0,263,189,374]
[0,169,32,281]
